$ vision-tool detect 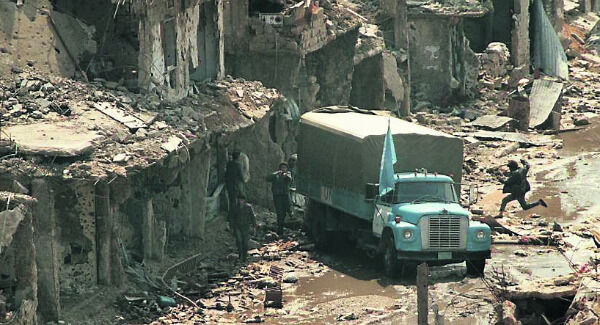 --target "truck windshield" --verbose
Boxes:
[393,182,457,203]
